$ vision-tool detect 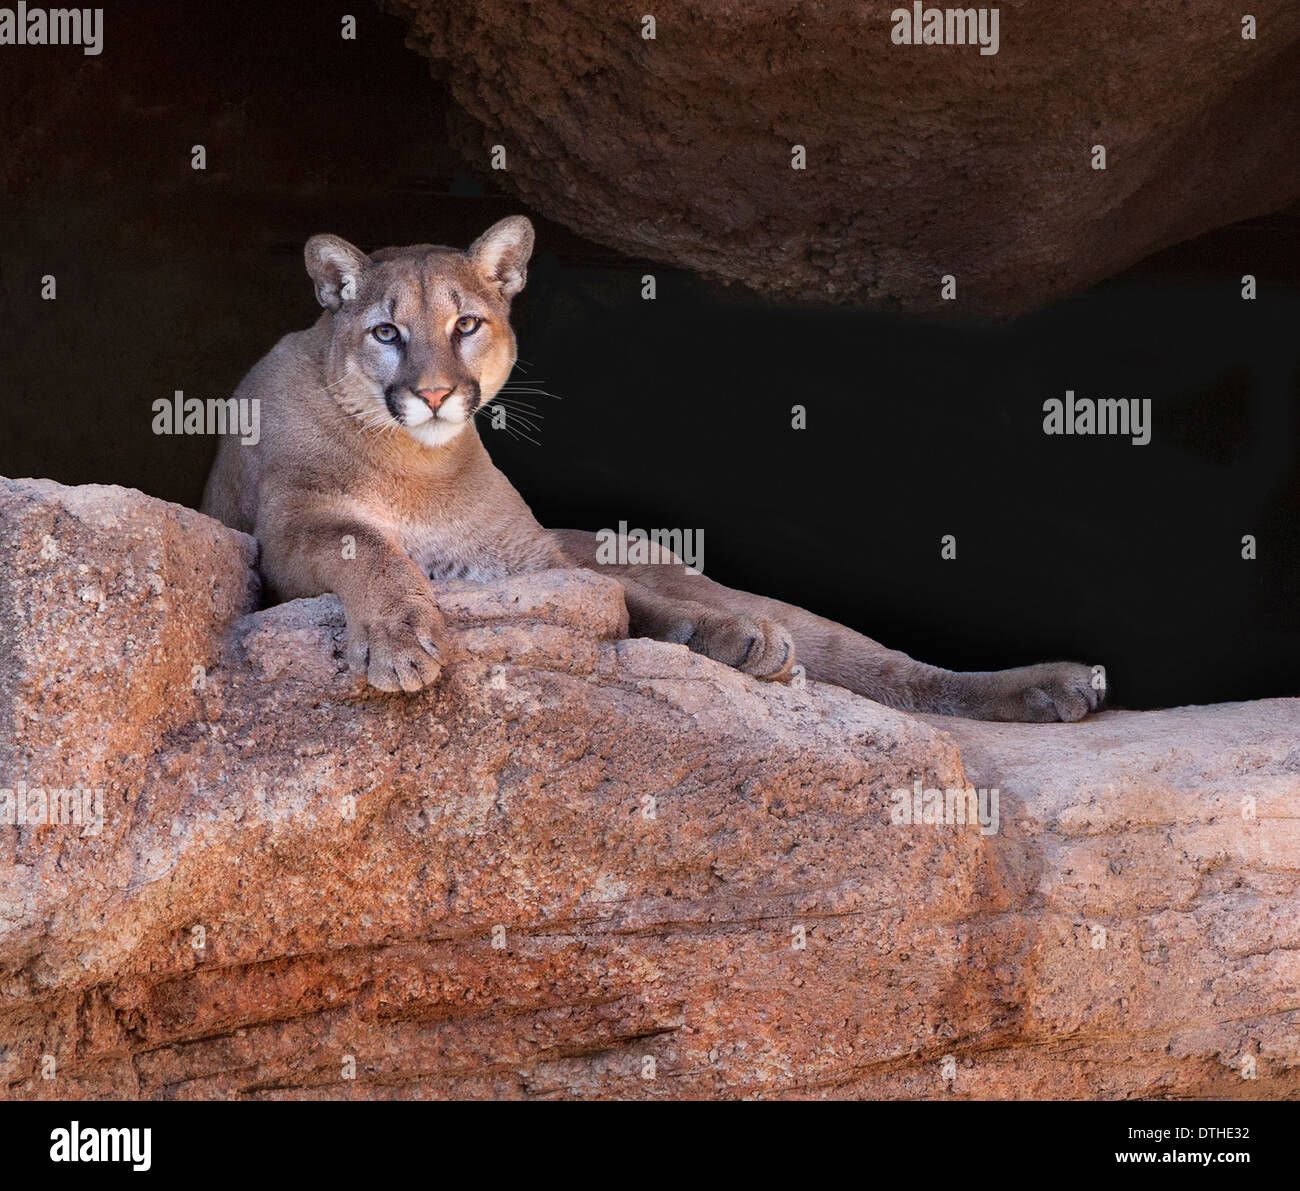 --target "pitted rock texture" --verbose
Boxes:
[1,477,1297,1099]
[382,0,1300,314]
